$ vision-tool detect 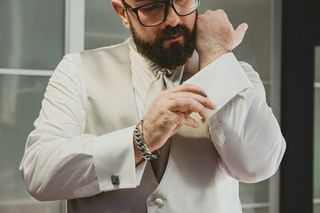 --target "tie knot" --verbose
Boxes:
[152,68,173,78]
